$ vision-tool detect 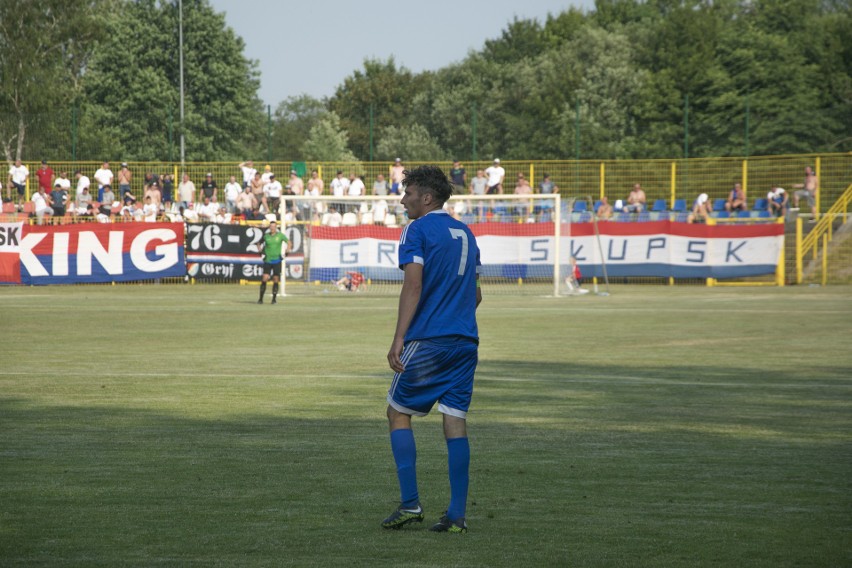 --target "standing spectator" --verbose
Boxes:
[348,173,366,214]
[100,185,116,216]
[117,163,132,201]
[792,166,819,221]
[449,160,466,192]
[514,172,533,218]
[142,195,159,222]
[484,158,505,194]
[8,159,30,204]
[307,169,325,219]
[36,160,54,193]
[725,183,747,213]
[688,193,711,224]
[250,171,265,201]
[330,170,349,212]
[238,160,256,188]
[382,165,481,534]
[51,182,69,219]
[288,170,307,219]
[161,173,174,212]
[288,170,304,196]
[93,161,114,202]
[74,170,90,197]
[200,173,218,203]
[390,158,405,195]
[145,180,162,210]
[767,186,788,217]
[56,171,72,192]
[31,187,54,225]
[223,175,241,214]
[469,168,488,221]
[257,220,290,305]
[373,173,389,196]
[178,174,195,209]
[261,164,273,186]
[264,173,283,218]
[624,183,646,213]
